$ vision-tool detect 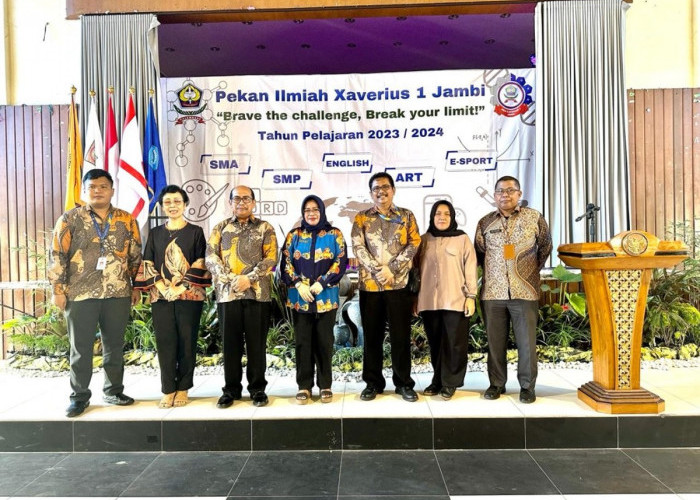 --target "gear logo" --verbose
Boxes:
[491,75,533,118]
